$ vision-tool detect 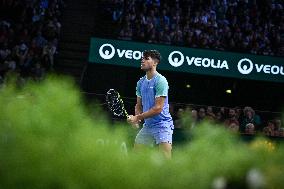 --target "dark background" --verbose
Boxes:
[81,62,284,112]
